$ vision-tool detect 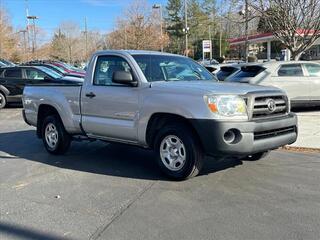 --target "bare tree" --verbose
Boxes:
[251,0,320,60]
[0,7,19,60]
[51,21,105,63]
[106,0,169,50]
